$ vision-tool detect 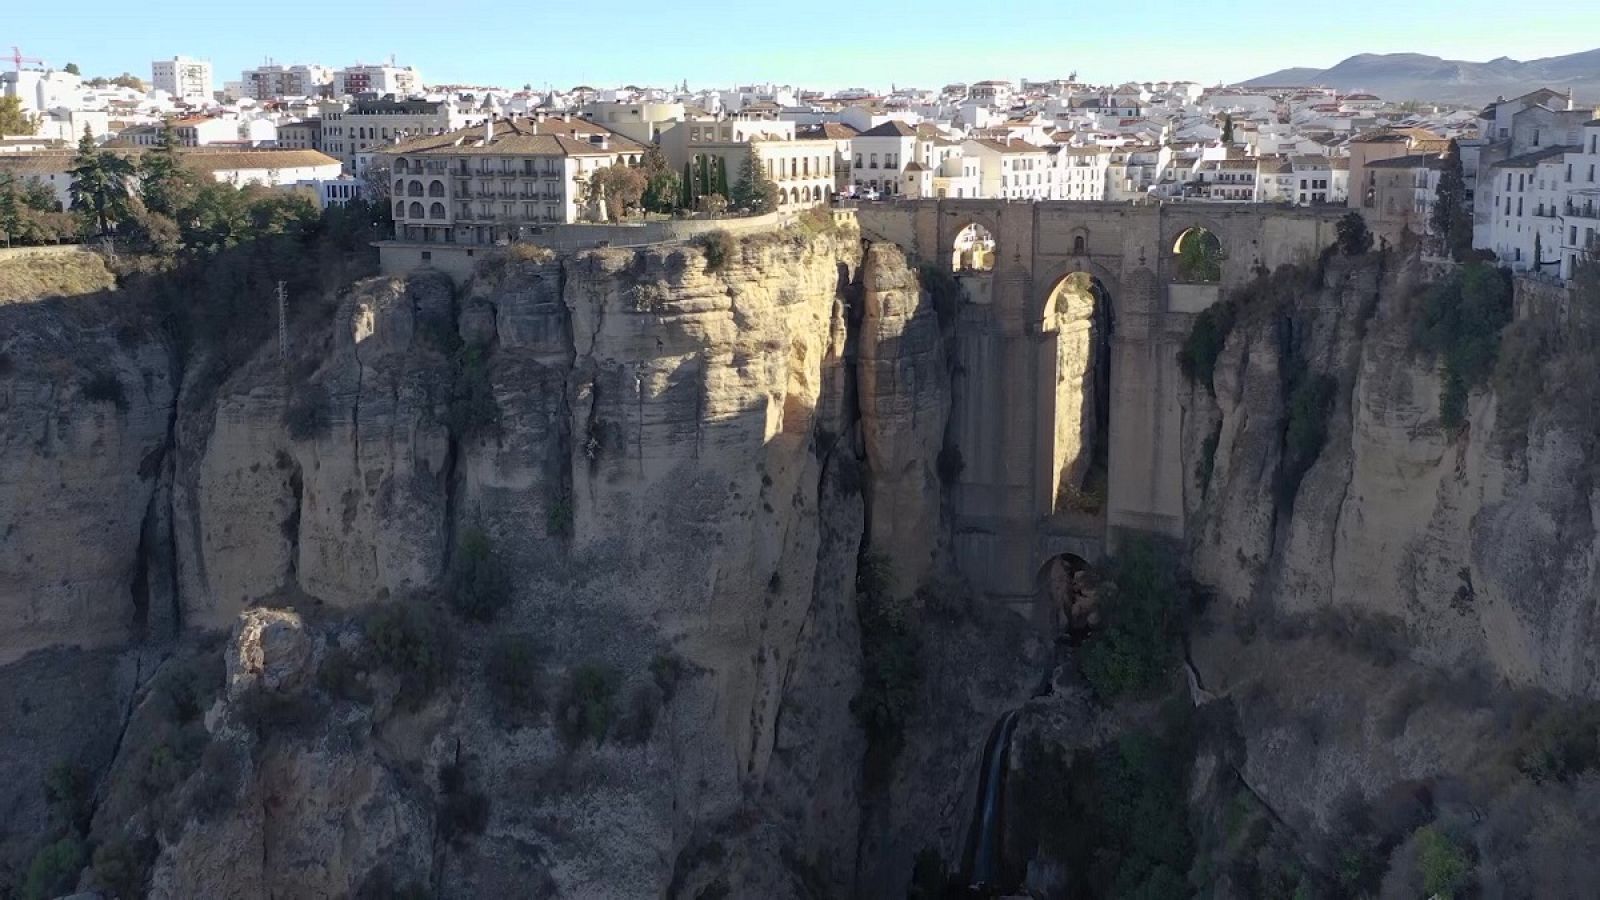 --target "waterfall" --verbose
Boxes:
[959,708,1021,893]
